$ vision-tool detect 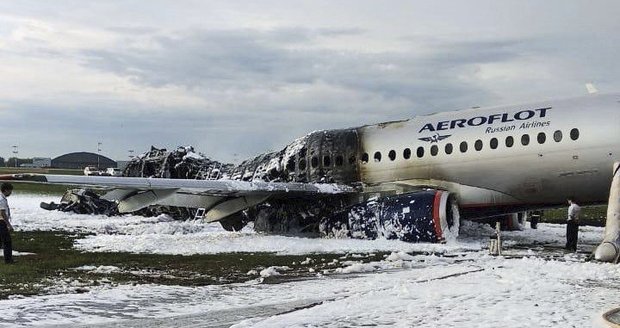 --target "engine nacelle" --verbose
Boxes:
[320,190,460,243]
